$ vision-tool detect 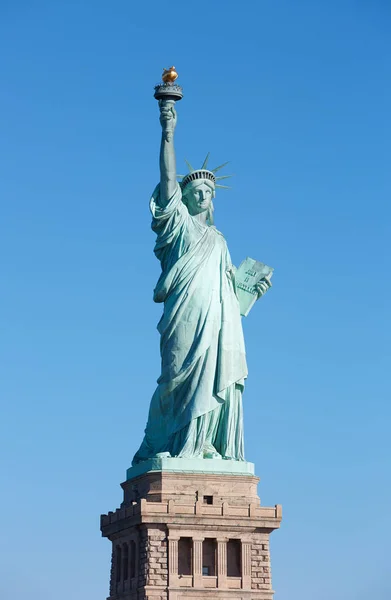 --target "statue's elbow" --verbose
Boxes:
[153,290,165,303]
